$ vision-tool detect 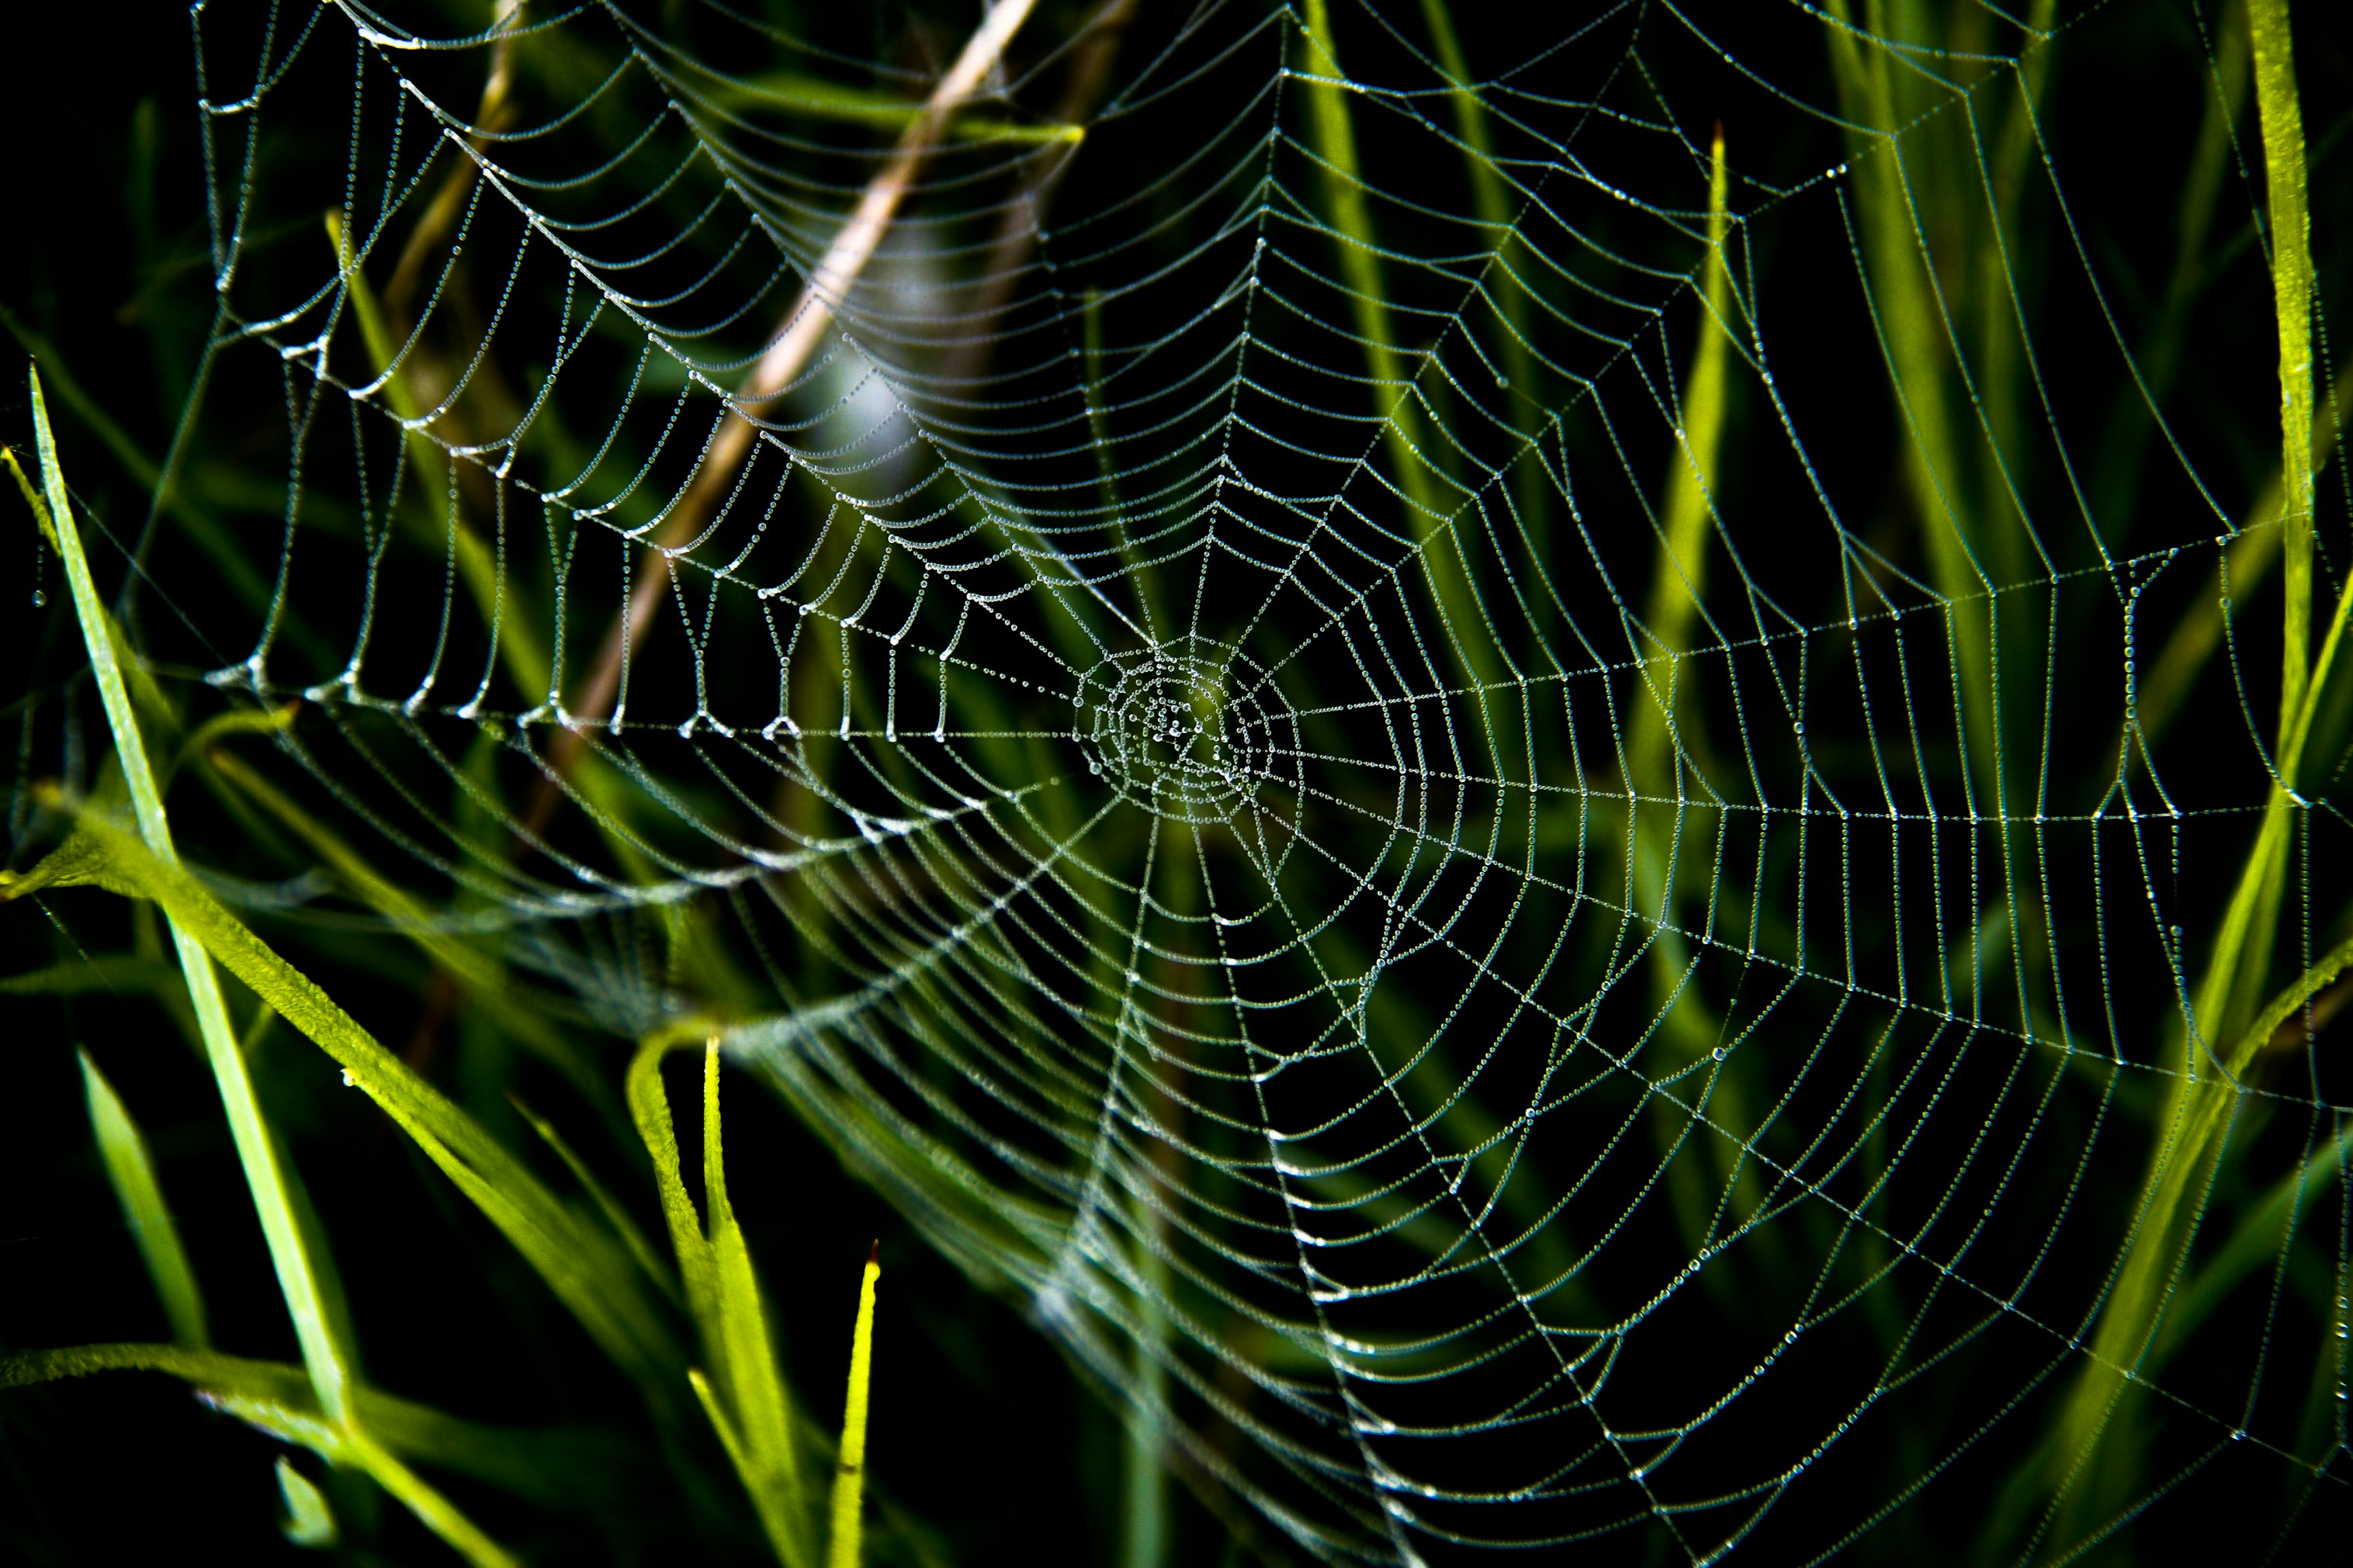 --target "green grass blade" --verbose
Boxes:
[1295,1,1501,702]
[2,955,183,999]
[326,208,551,704]
[630,1033,815,1564]
[2251,0,2317,756]
[11,801,688,1414]
[26,365,355,1427]
[197,1386,522,1568]
[1644,125,1734,662]
[629,1032,725,1341]
[2038,12,2327,1523]
[345,1427,522,1568]
[275,1456,338,1549]
[827,1246,881,1568]
[705,1040,812,1568]
[78,1048,209,1349]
